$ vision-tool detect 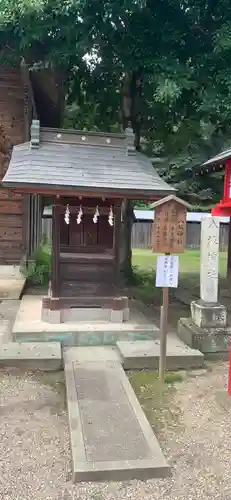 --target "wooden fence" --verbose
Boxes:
[131,221,229,251]
[42,219,229,251]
